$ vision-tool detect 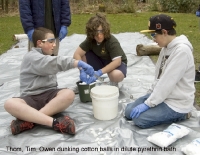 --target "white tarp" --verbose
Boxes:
[0,33,199,155]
